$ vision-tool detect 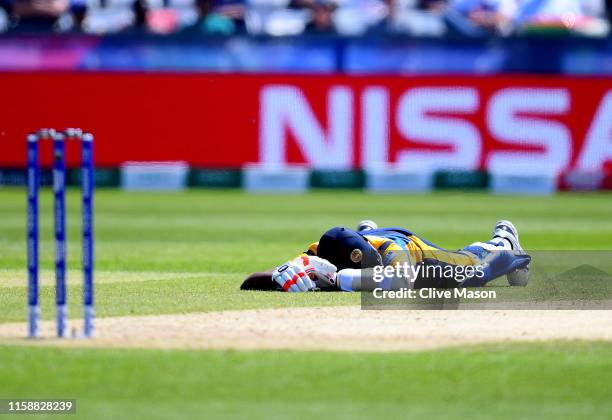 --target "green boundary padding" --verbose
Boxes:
[310,170,365,189]
[0,168,120,187]
[0,168,53,187]
[189,168,242,188]
[435,170,489,190]
[68,168,120,187]
[7,167,609,191]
